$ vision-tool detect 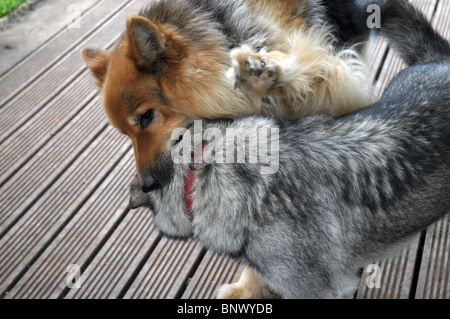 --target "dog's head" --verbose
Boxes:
[82,14,242,192]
